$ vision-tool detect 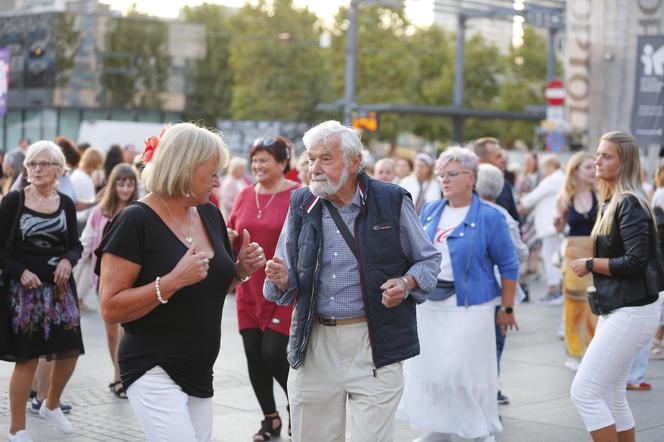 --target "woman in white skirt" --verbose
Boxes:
[397,147,520,442]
